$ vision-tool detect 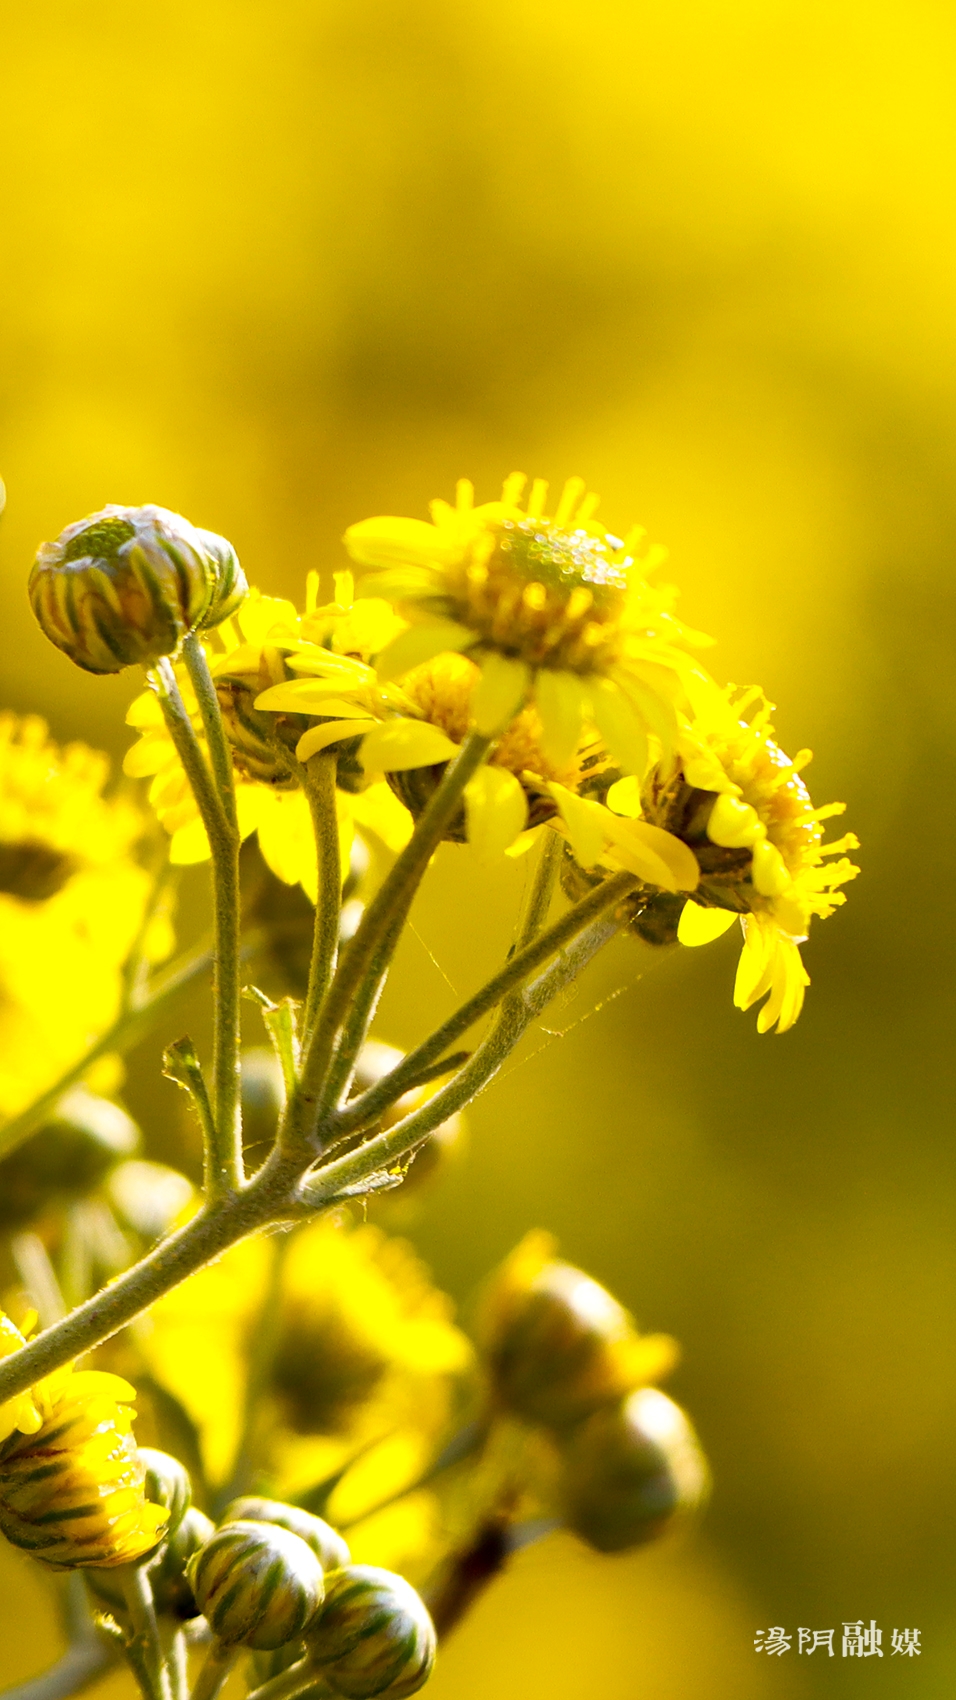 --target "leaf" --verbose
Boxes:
[162,1037,215,1144]
[243,987,300,1096]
